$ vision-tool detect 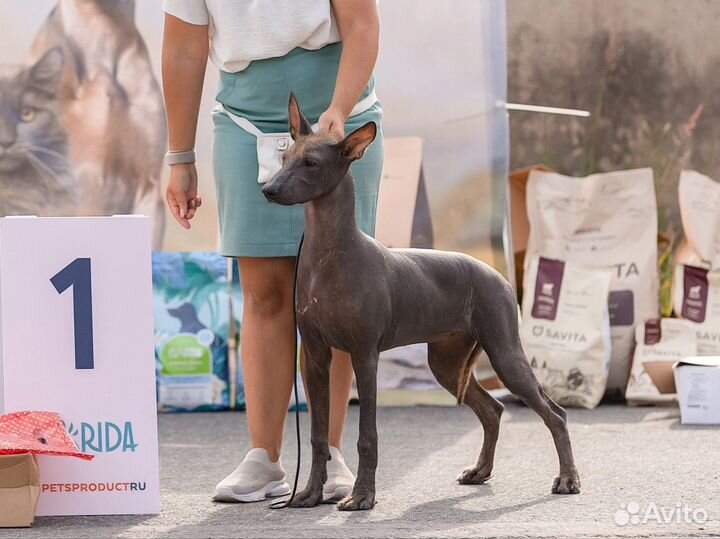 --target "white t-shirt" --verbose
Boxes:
[162,0,341,72]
